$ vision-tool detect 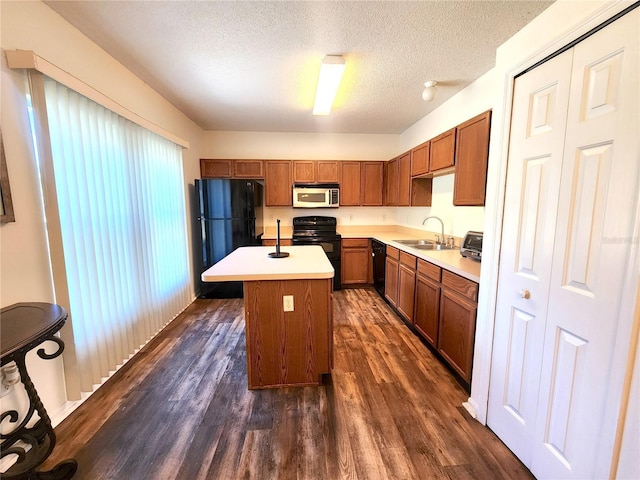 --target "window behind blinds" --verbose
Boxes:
[41,77,191,393]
